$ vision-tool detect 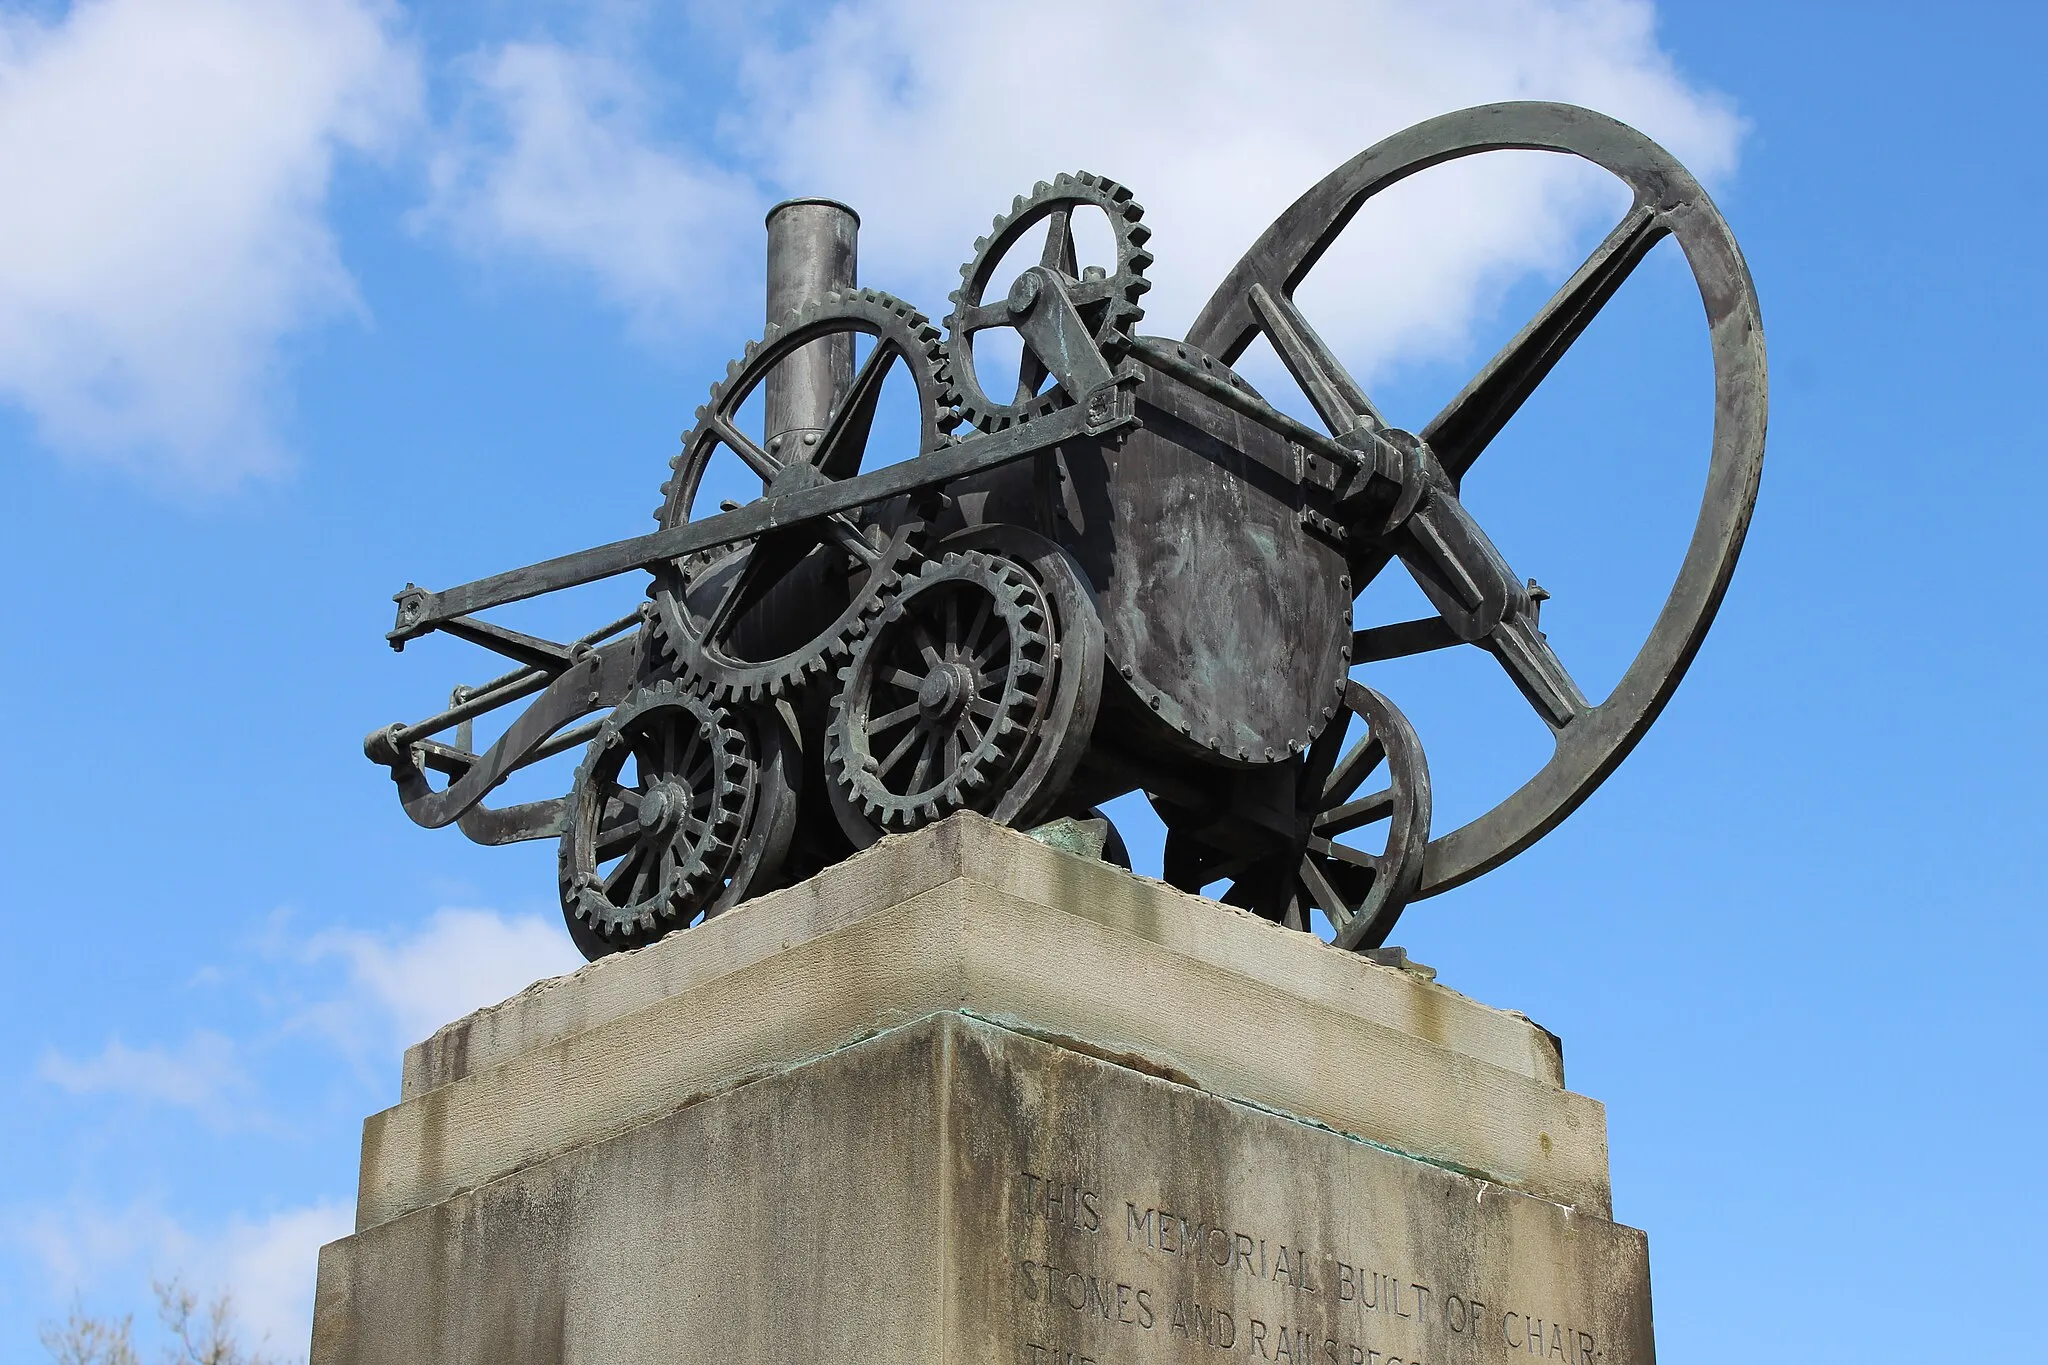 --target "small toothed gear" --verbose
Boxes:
[649,288,956,704]
[945,171,1154,433]
[826,551,1053,832]
[558,680,755,948]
